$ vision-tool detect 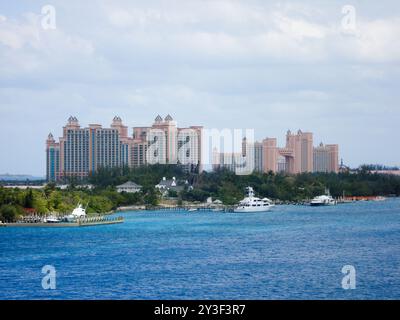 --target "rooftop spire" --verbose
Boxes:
[47,133,54,141]
[112,116,122,124]
[67,116,79,126]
